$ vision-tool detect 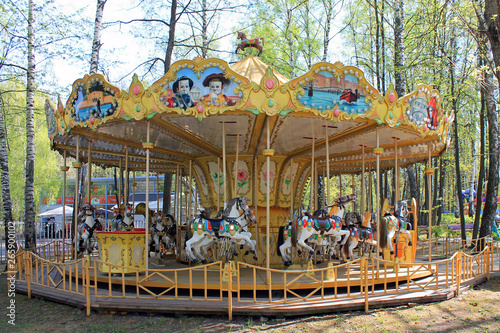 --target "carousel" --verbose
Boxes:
[38,39,461,317]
